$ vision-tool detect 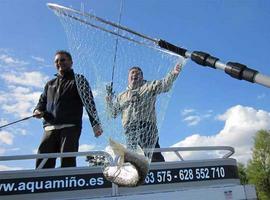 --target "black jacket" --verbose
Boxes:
[35,70,100,128]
